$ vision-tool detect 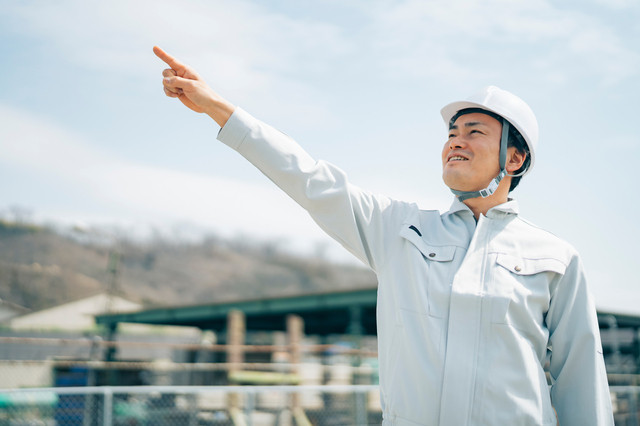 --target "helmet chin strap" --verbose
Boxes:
[450,119,510,202]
